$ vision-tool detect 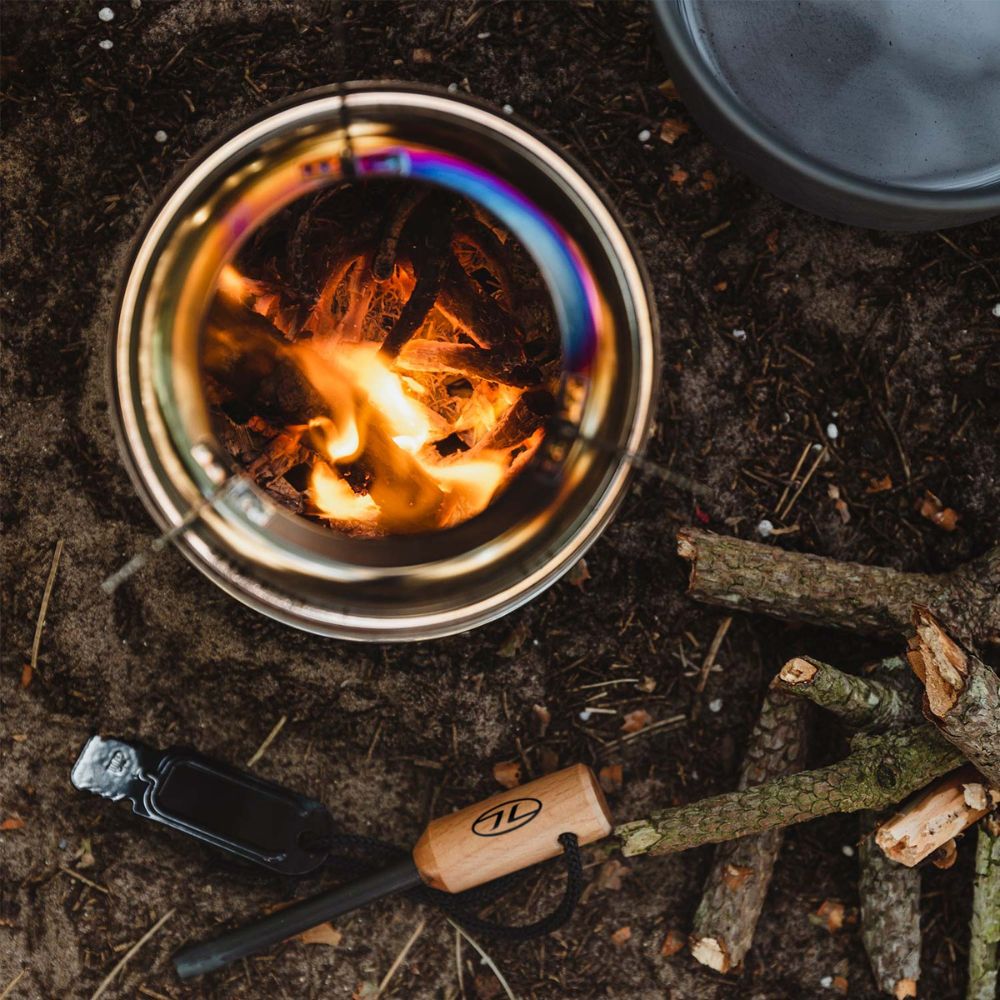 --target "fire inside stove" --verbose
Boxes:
[201,180,561,536]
